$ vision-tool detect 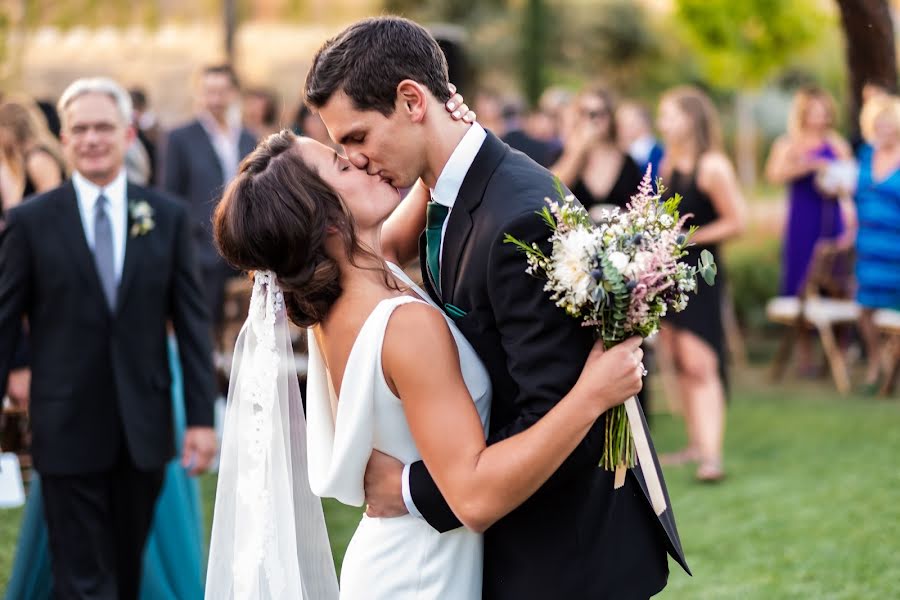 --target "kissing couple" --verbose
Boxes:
[207,15,689,600]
